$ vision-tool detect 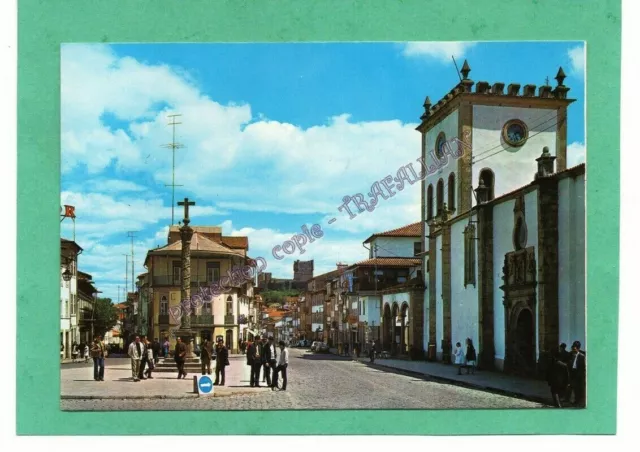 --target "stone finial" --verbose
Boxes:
[461,60,471,79]
[555,67,566,86]
[523,84,537,97]
[535,146,557,179]
[491,82,505,95]
[507,83,521,96]
[475,81,490,94]
[474,180,489,204]
[420,96,432,120]
[552,67,570,99]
